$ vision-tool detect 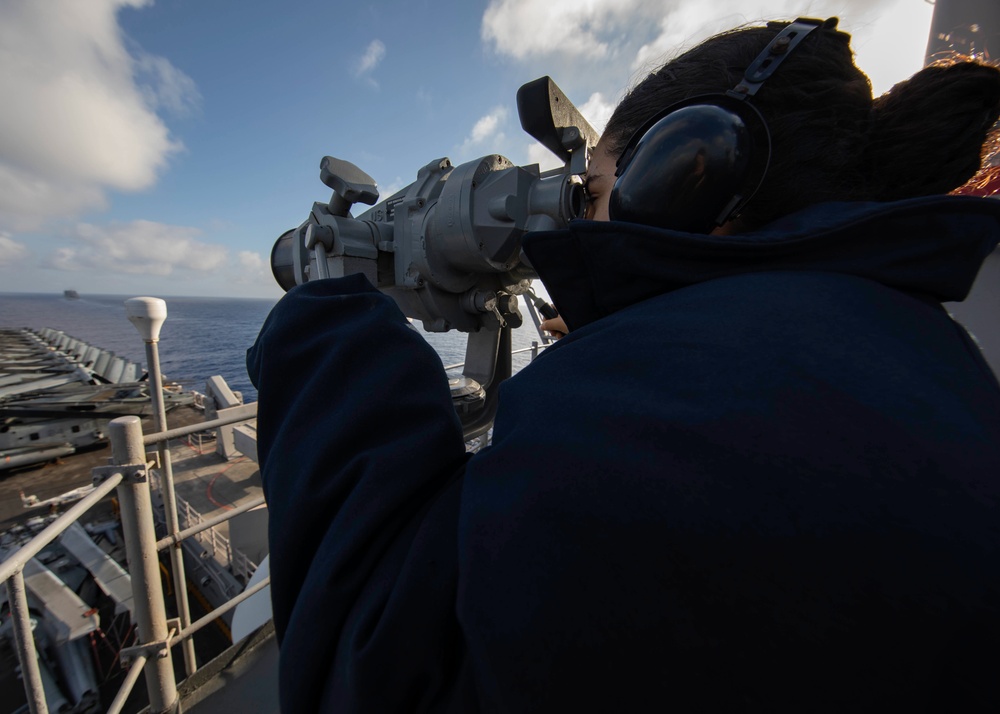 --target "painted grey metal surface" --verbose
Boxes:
[21,557,100,644]
[51,639,100,711]
[182,624,279,714]
[59,521,135,620]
